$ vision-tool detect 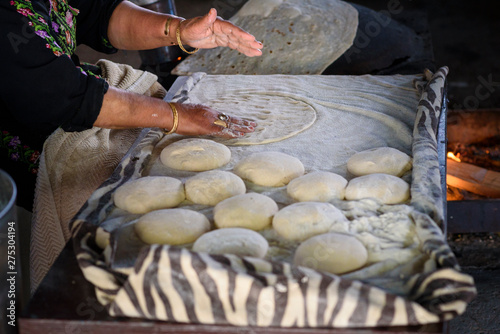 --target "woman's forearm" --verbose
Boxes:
[95,87,257,138]
[107,2,263,56]
[94,86,173,129]
[107,1,182,50]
